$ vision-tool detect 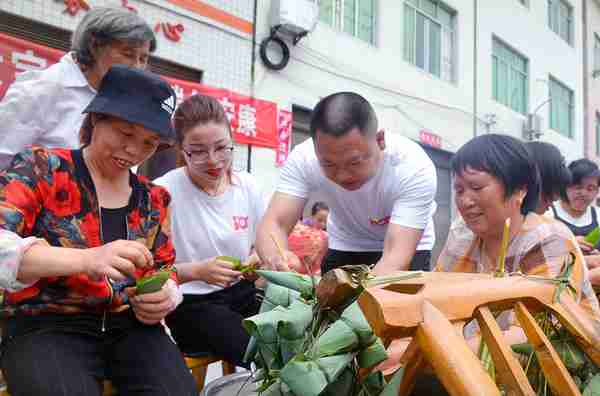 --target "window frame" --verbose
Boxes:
[491,37,529,115]
[318,0,377,45]
[548,76,574,138]
[403,0,456,82]
[547,0,573,45]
